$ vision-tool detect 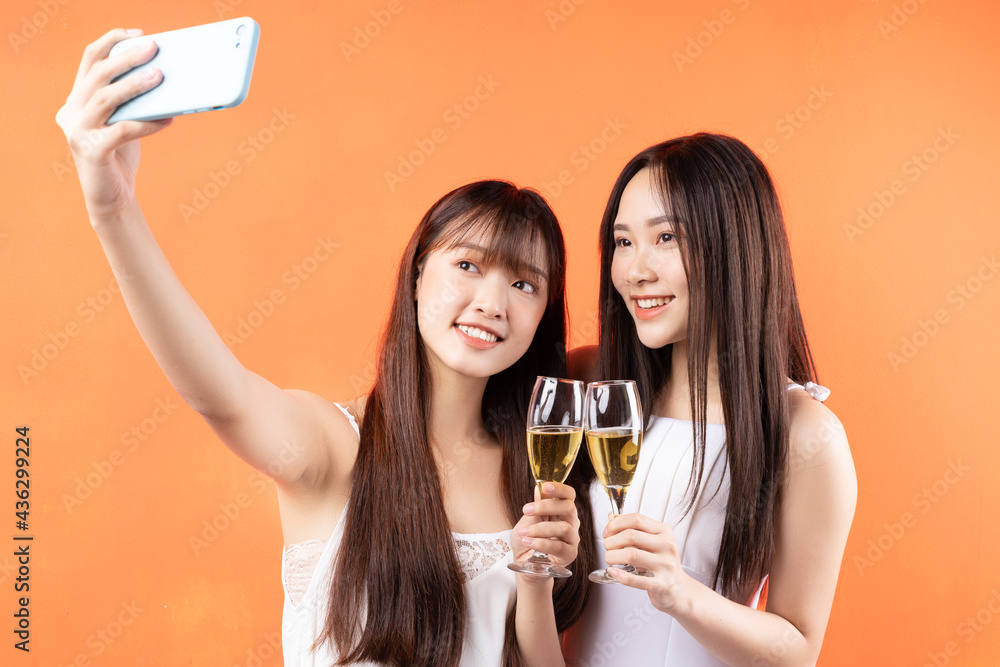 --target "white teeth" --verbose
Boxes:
[457,325,498,342]
[636,297,672,309]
